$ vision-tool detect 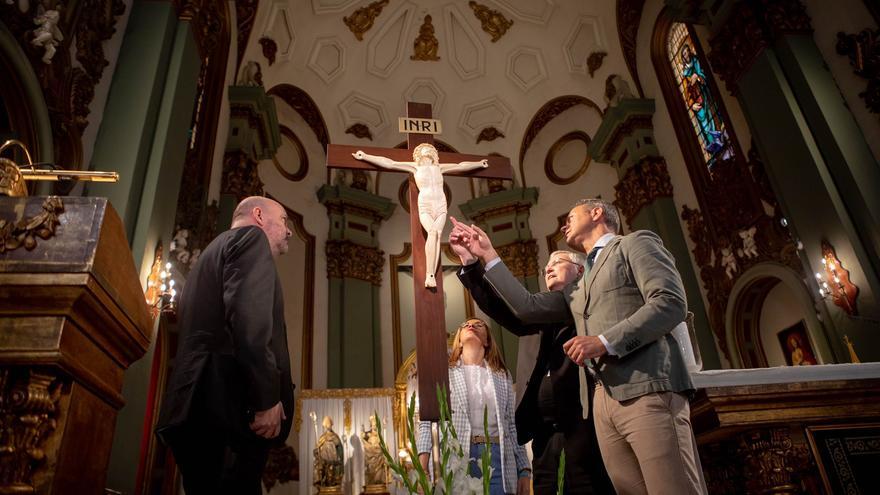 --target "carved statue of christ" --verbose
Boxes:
[353,143,488,287]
